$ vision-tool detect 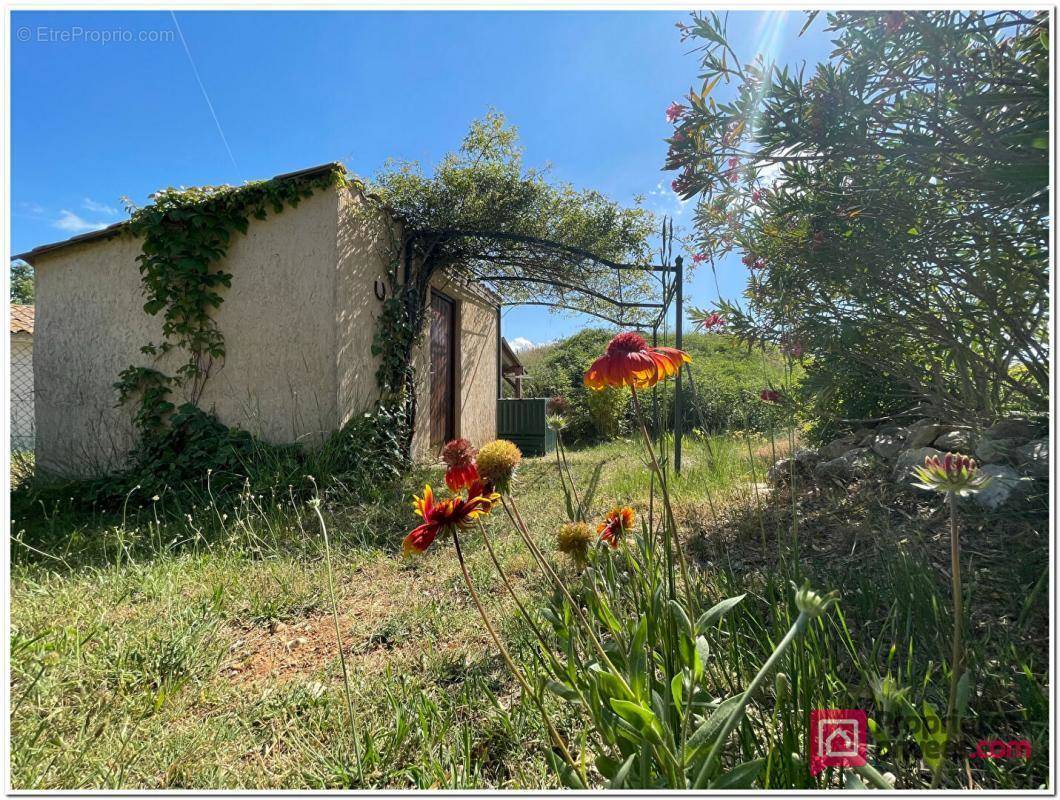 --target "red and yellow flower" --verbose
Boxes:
[597,506,635,549]
[402,483,500,556]
[441,438,479,492]
[583,332,691,391]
